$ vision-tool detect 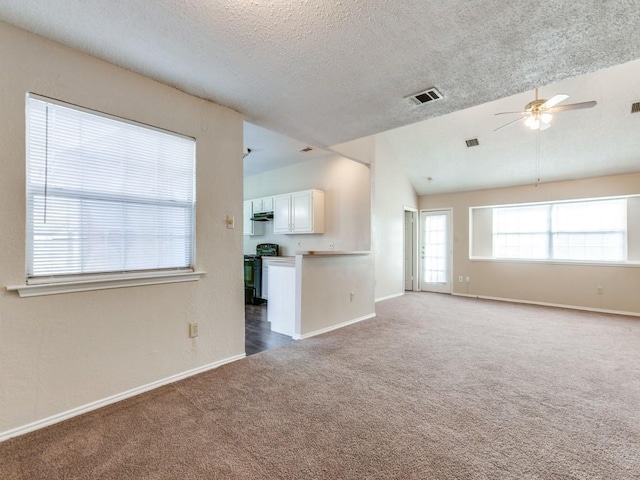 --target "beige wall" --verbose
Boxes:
[296,254,375,337]
[244,154,371,255]
[373,135,419,300]
[421,173,640,314]
[0,22,244,436]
